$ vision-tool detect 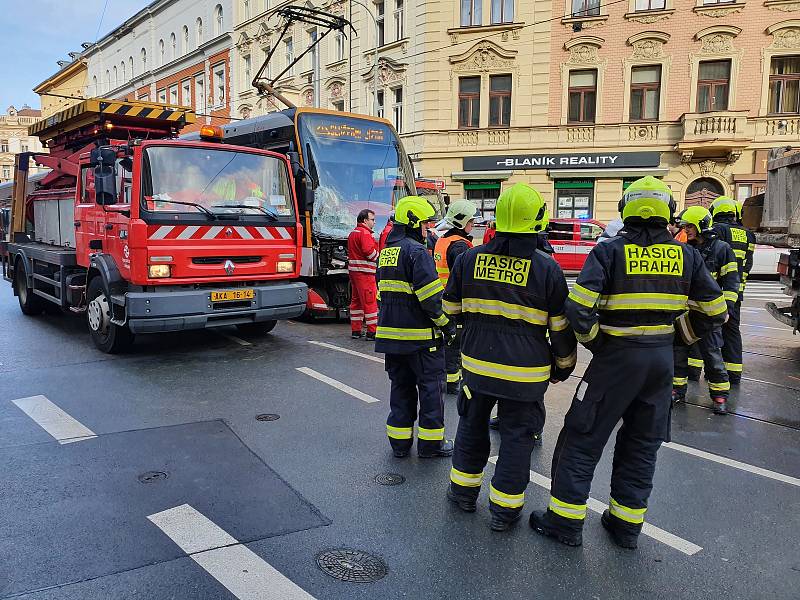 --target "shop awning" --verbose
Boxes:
[548,167,669,179]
